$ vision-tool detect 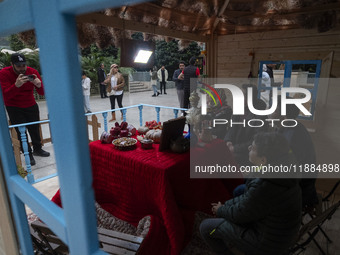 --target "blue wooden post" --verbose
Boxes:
[122,109,127,122]
[173,109,179,119]
[138,105,143,126]
[155,107,161,123]
[0,90,35,255]
[1,0,146,254]
[283,61,292,88]
[31,1,104,254]
[102,112,108,132]
[18,126,34,184]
